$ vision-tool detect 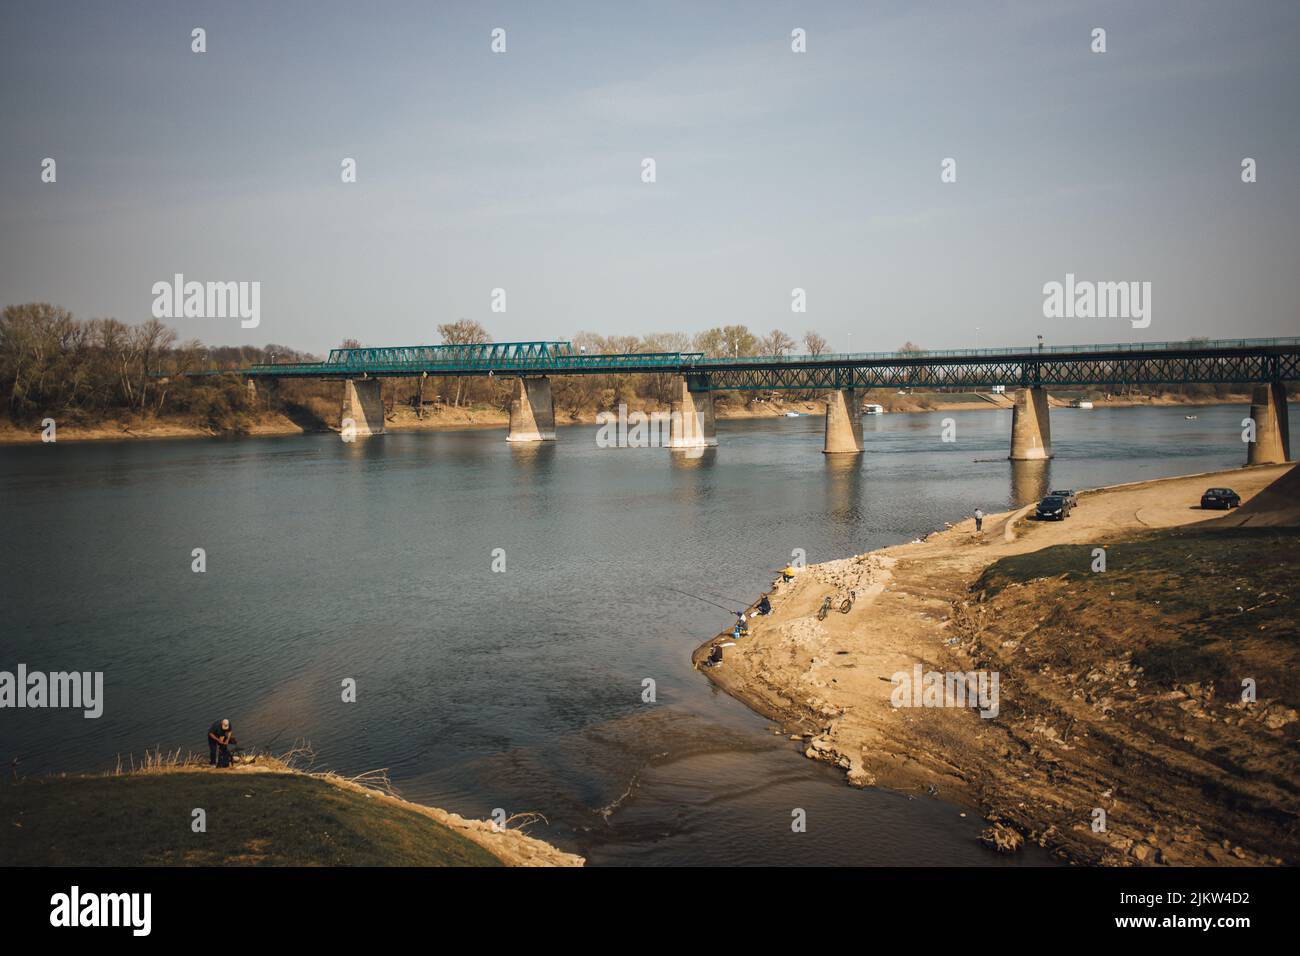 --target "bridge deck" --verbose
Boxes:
[211,337,1300,389]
